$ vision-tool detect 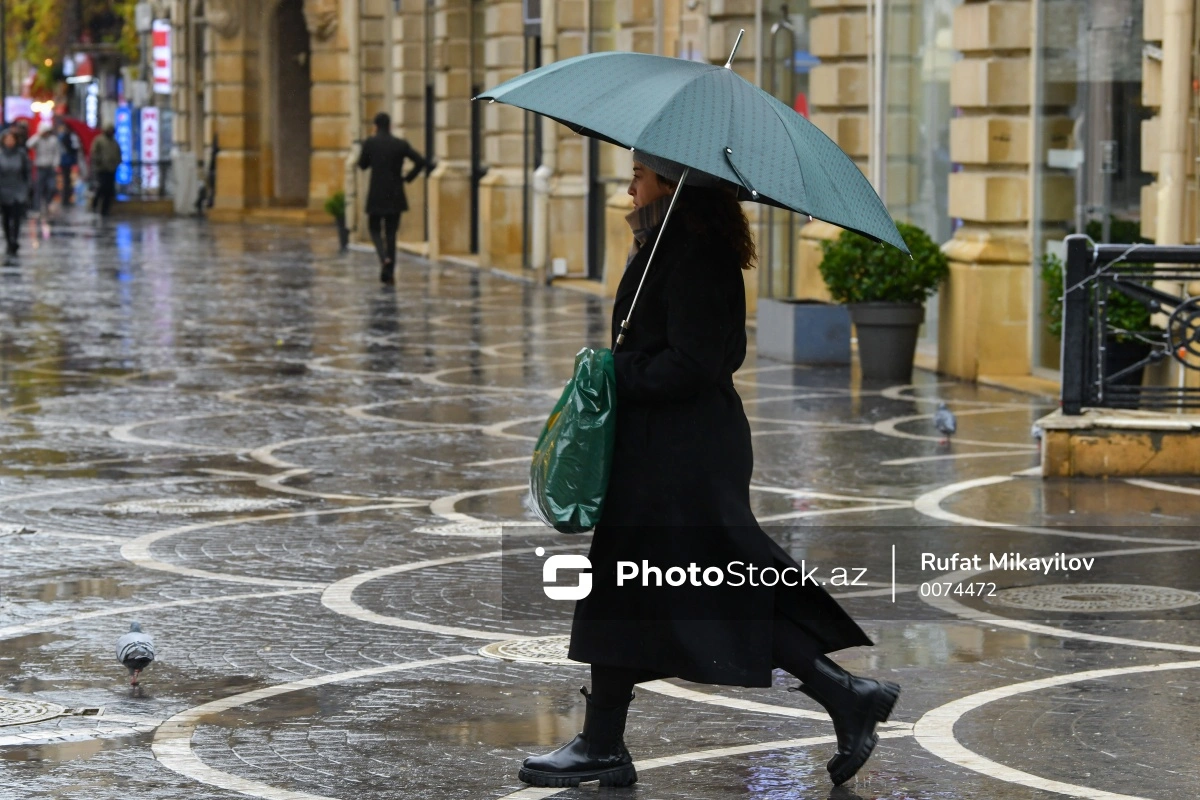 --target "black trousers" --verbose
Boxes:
[92,171,116,216]
[368,212,401,267]
[1,203,25,250]
[61,165,75,205]
[589,614,826,708]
